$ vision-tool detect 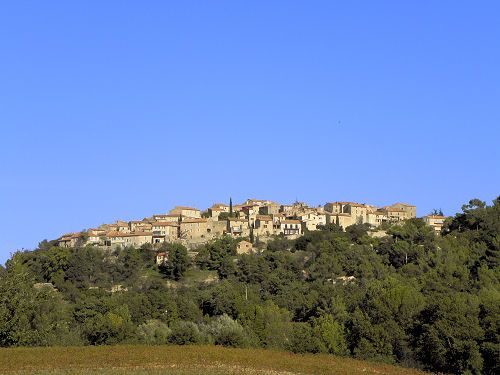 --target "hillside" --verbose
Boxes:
[0,345,428,375]
[1,196,498,375]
